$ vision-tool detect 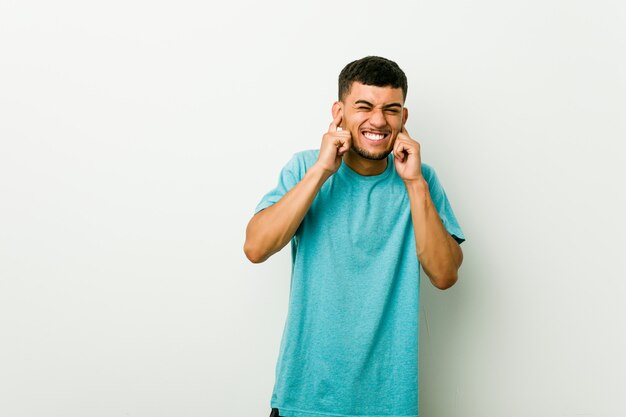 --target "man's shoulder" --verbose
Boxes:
[282,149,319,173]
[277,149,319,181]
[291,149,320,164]
[420,162,435,178]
